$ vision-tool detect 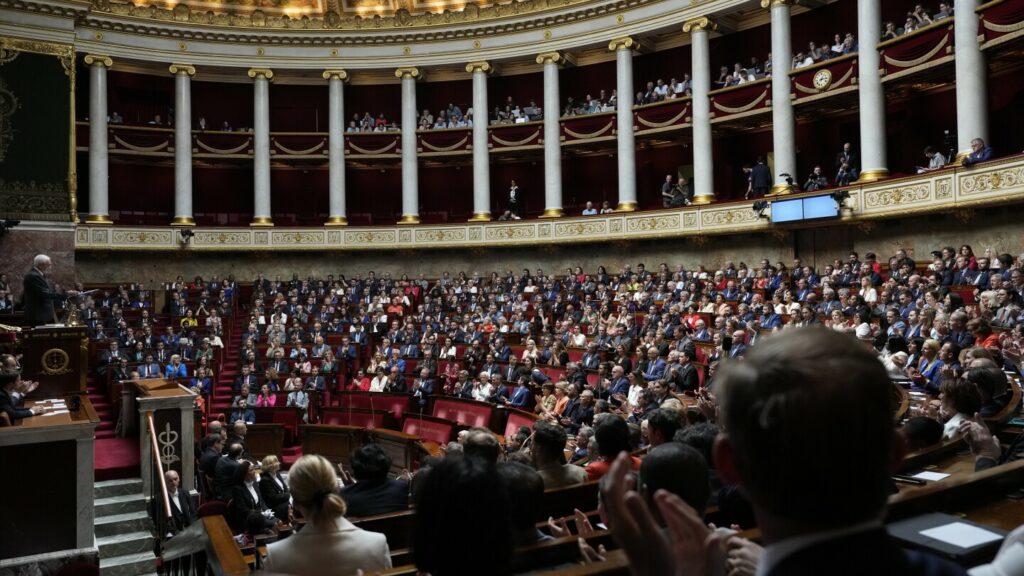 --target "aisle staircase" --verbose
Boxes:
[211,314,248,415]
[94,478,158,576]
